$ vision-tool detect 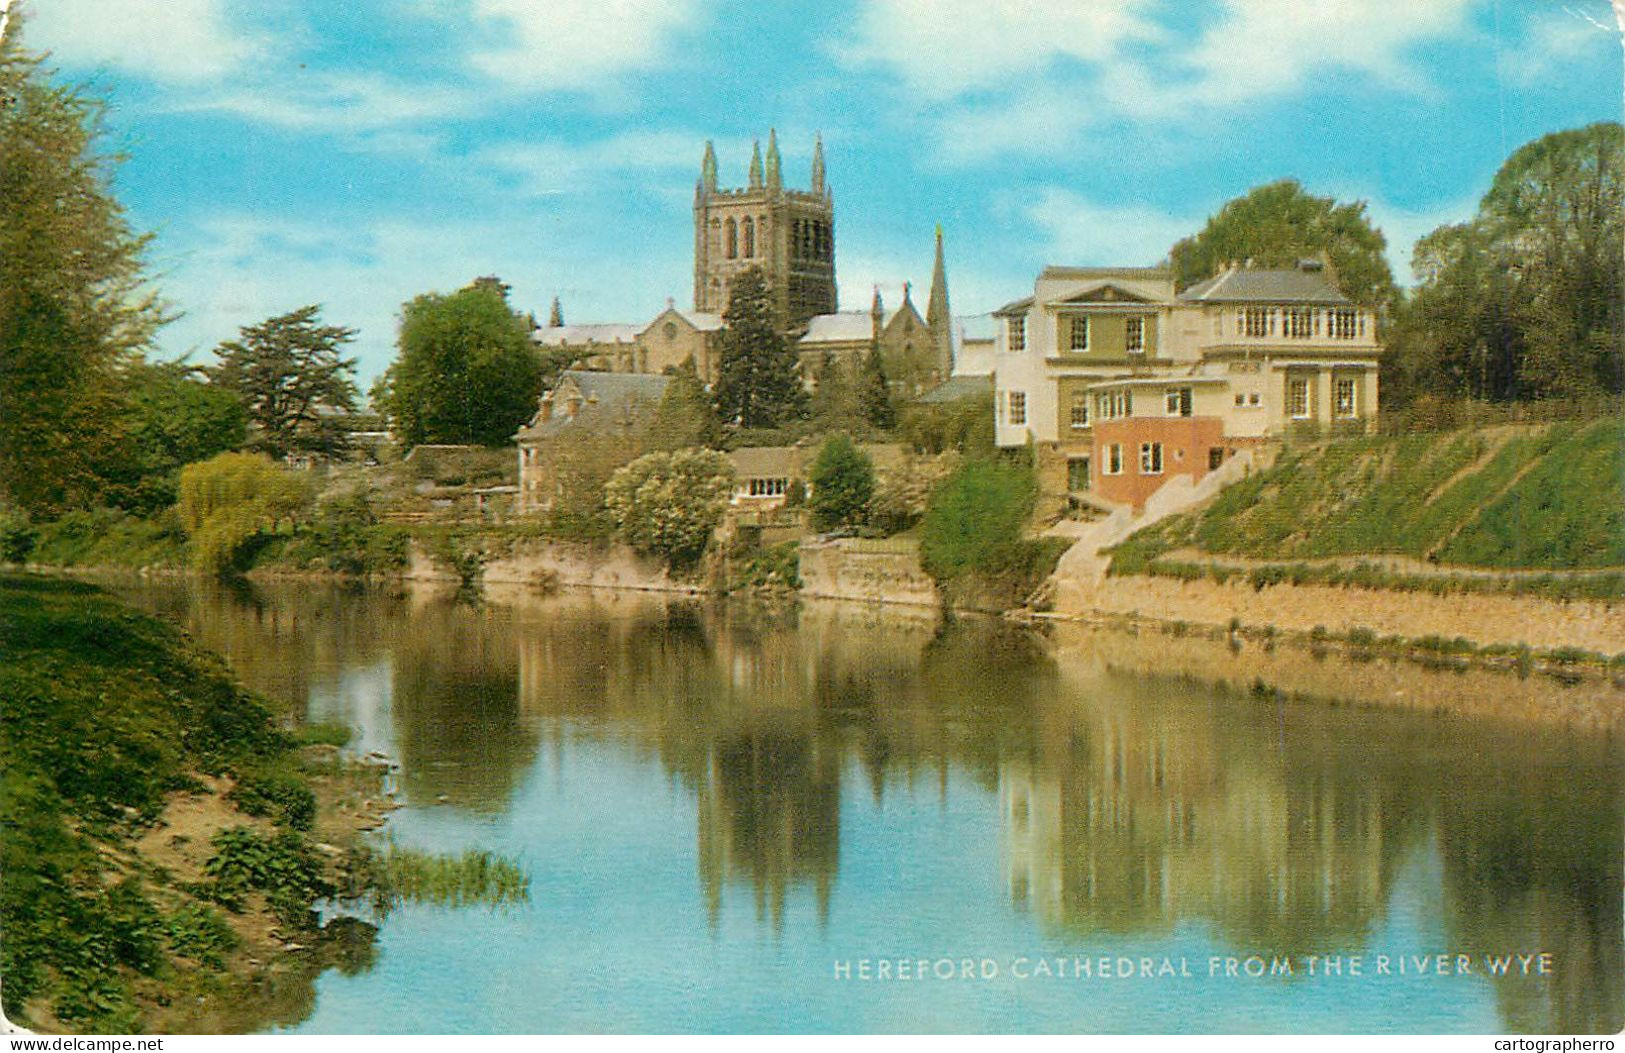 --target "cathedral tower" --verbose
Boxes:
[694,131,836,330]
